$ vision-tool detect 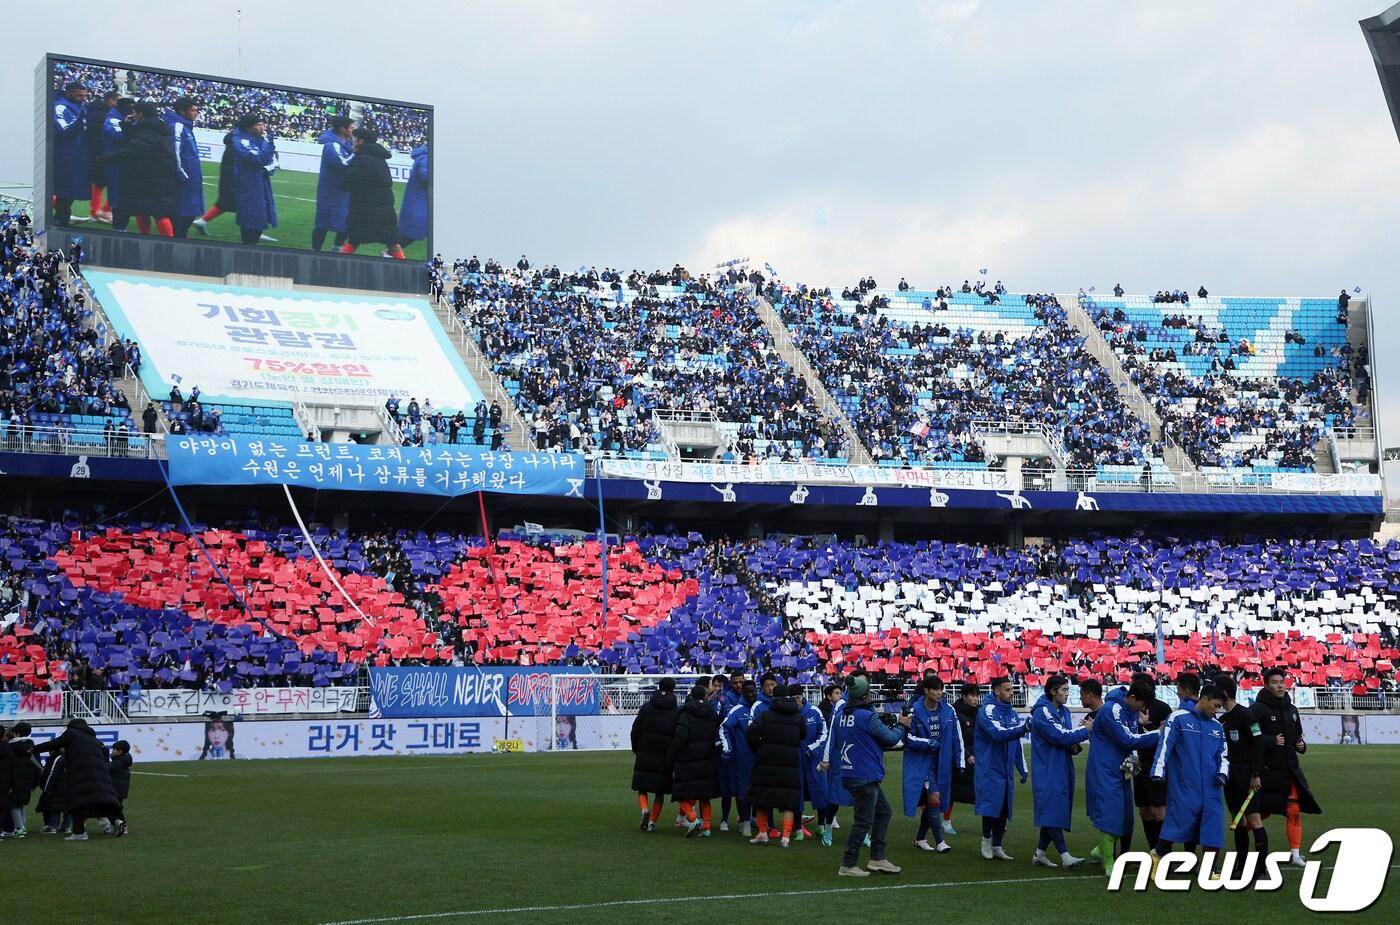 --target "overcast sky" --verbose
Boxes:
[3,0,1397,449]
